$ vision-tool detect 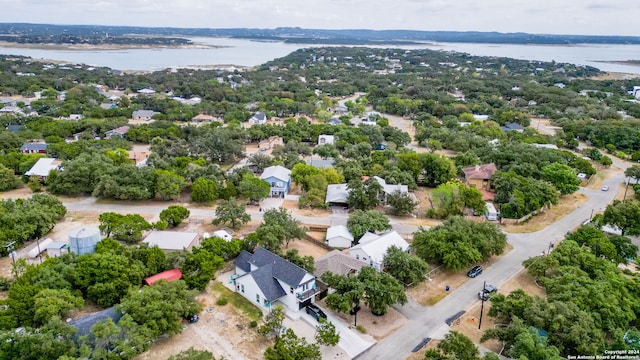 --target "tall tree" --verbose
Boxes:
[160,205,190,228]
[387,191,418,216]
[237,173,270,204]
[413,217,507,271]
[190,177,219,203]
[347,209,391,242]
[261,208,307,248]
[212,198,250,229]
[603,200,640,236]
[264,328,321,360]
[541,163,580,195]
[154,169,187,200]
[383,246,429,285]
